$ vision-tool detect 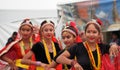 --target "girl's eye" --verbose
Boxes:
[93,31,97,34]
[66,36,70,39]
[86,30,90,33]
[44,29,48,32]
[21,29,25,31]
[62,36,65,39]
[62,36,70,39]
[27,29,30,32]
[50,29,53,31]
